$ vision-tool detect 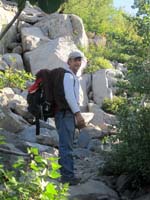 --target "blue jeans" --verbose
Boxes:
[55,110,75,179]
